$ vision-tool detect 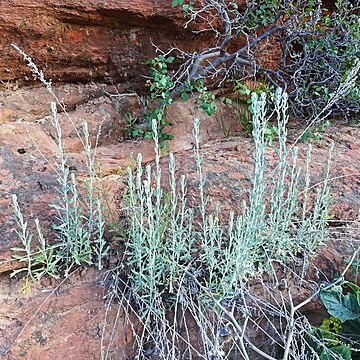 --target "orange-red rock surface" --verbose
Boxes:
[0,1,359,359]
[0,0,191,86]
